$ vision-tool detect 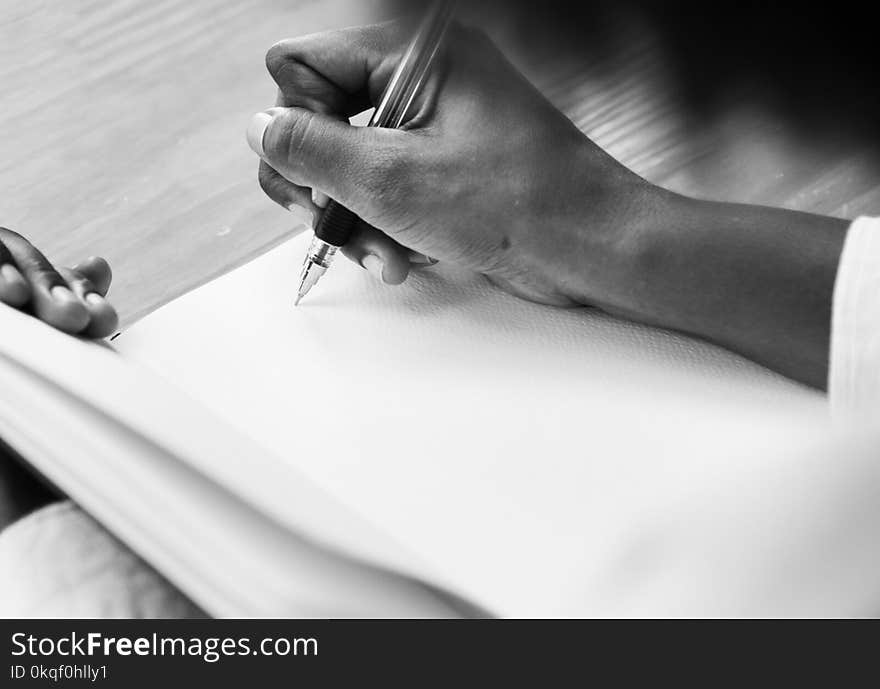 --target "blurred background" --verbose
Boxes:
[441,0,880,137]
[1,0,878,325]
[414,0,880,167]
